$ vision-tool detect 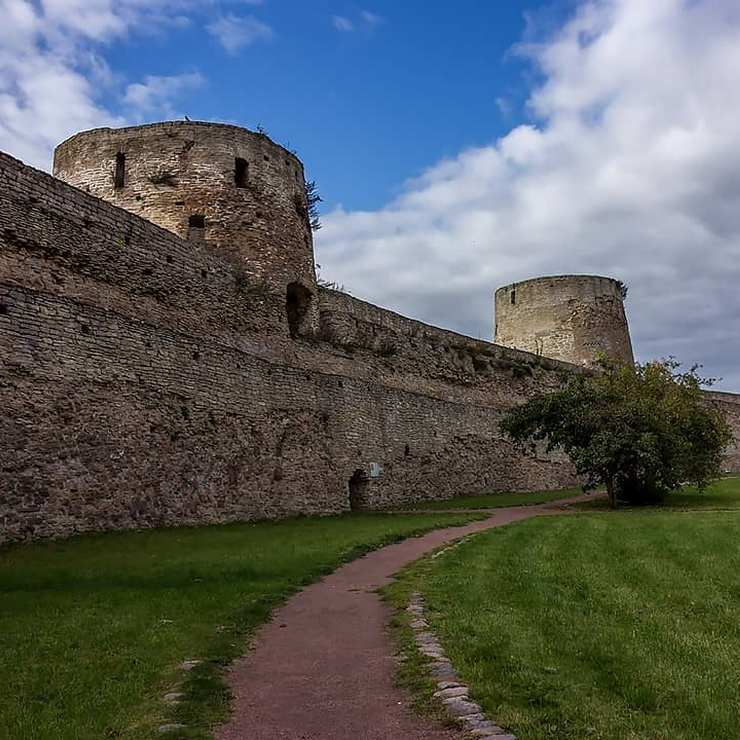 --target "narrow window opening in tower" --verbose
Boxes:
[235,158,248,188]
[511,289,516,306]
[286,282,313,338]
[114,152,126,189]
[188,214,206,241]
